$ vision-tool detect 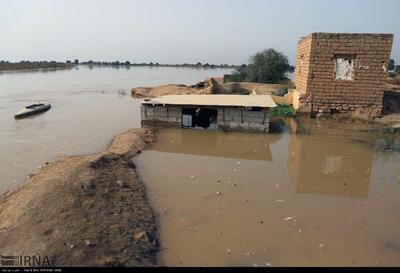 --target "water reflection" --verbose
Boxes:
[0,67,75,75]
[149,128,278,161]
[287,119,372,198]
[135,119,400,266]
